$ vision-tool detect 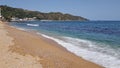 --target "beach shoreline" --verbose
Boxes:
[0,21,103,68]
